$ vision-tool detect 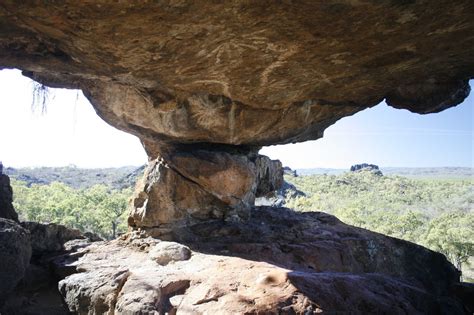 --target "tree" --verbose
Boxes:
[422,212,474,278]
